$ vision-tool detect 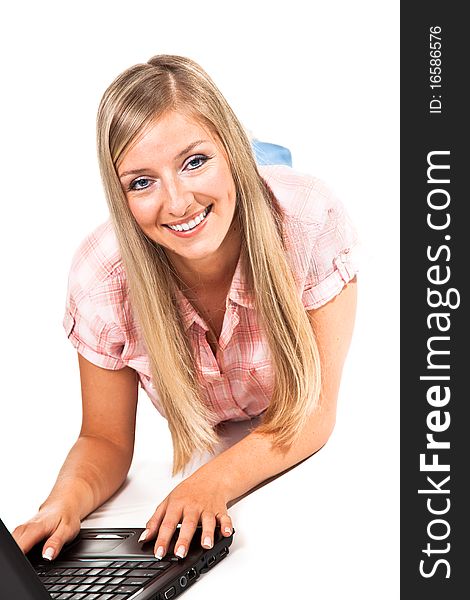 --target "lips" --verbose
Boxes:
[165,205,212,232]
